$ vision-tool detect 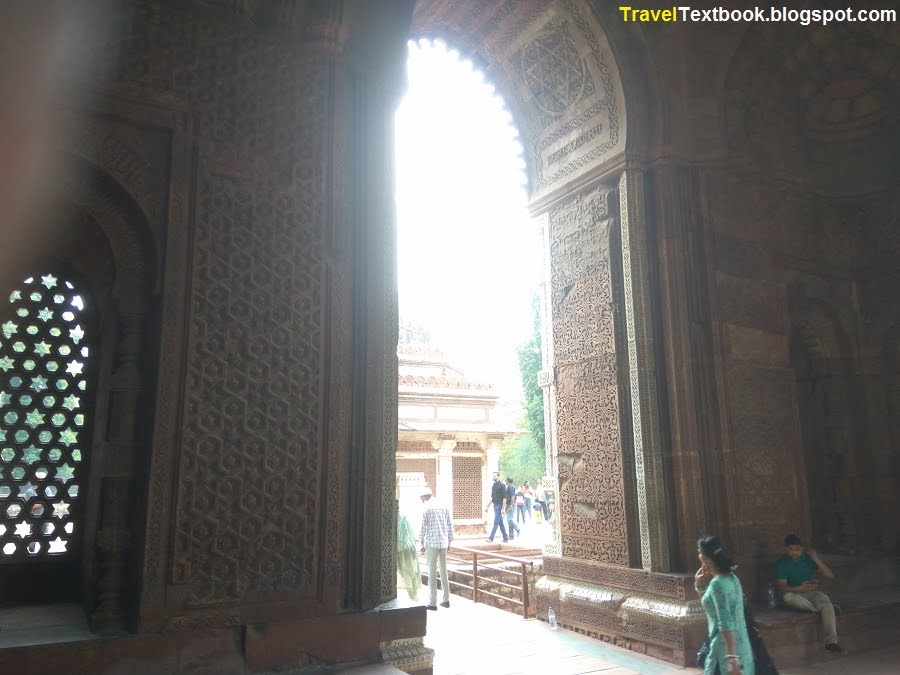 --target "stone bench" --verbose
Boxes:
[754,587,900,667]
